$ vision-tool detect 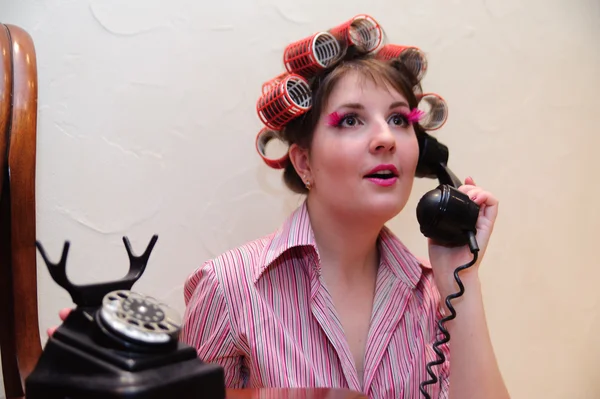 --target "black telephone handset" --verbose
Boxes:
[26,236,226,399]
[415,130,480,248]
[413,130,482,398]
